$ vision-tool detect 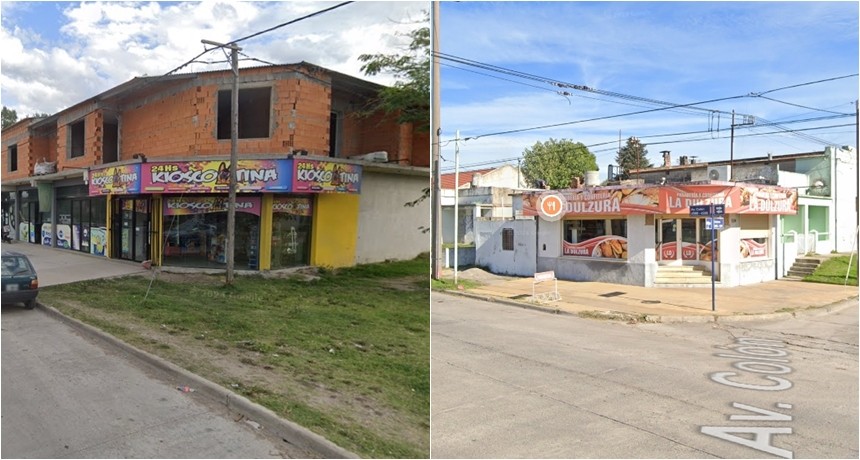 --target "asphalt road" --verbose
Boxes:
[431,292,858,459]
[1,305,308,459]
